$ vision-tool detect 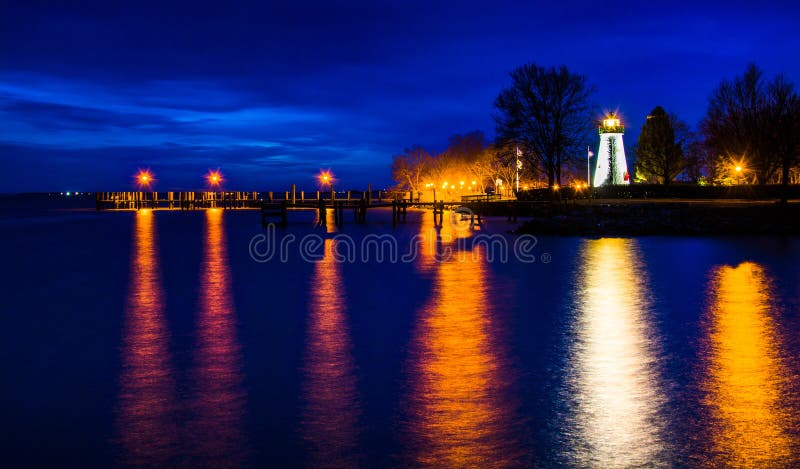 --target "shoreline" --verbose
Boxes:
[513,201,800,236]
